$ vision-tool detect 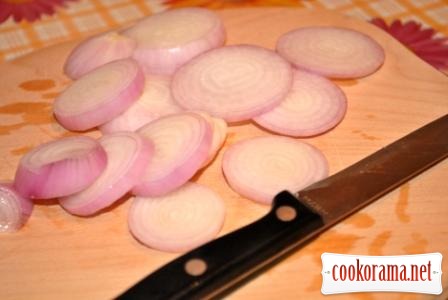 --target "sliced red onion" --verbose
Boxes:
[222,136,328,205]
[59,132,153,216]
[195,112,227,167]
[54,58,144,131]
[123,8,225,75]
[64,31,137,80]
[276,26,385,79]
[172,45,293,122]
[253,70,347,137]
[128,182,225,253]
[0,182,33,232]
[133,112,212,197]
[99,75,182,134]
[13,136,107,199]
